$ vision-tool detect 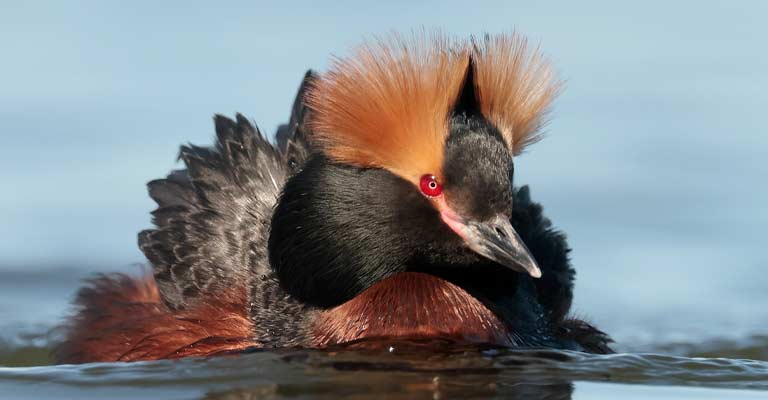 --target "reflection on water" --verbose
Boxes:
[1,343,768,399]
[202,373,575,400]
